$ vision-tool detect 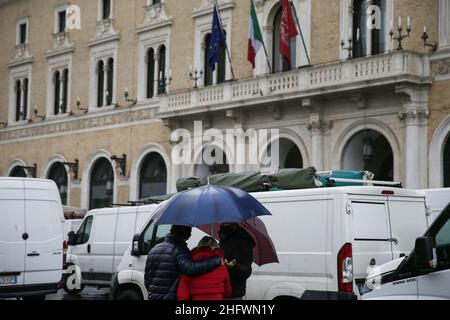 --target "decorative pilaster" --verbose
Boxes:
[396,85,430,189]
